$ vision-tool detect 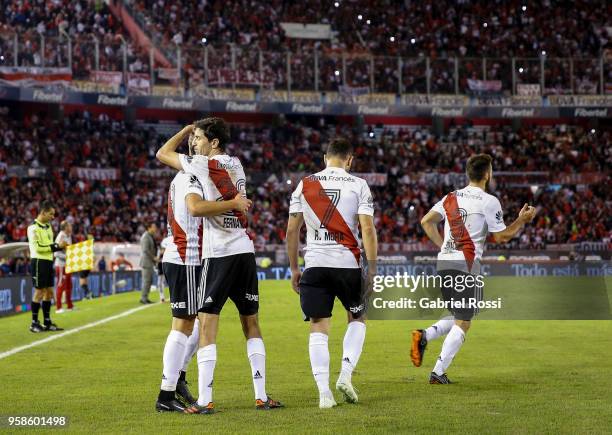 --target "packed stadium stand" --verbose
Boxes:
[1,0,610,94]
[1,113,609,264]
